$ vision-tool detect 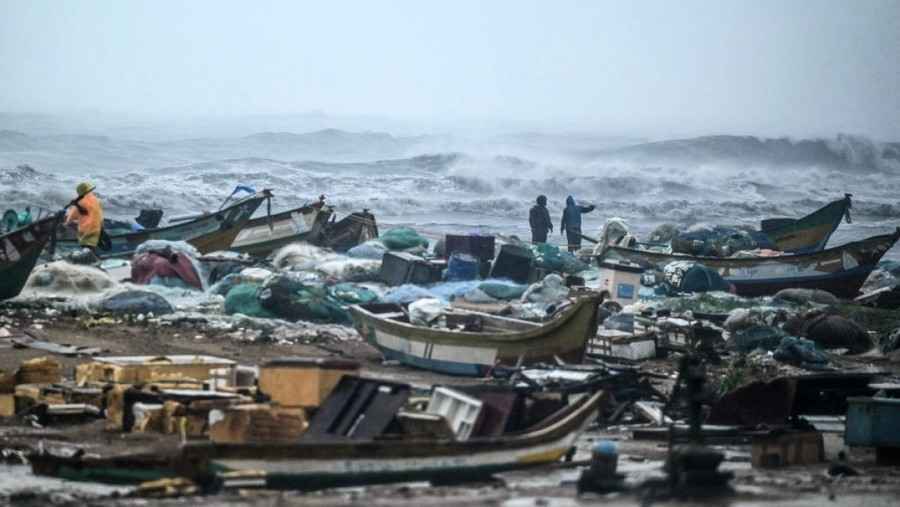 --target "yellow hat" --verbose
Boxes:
[76,182,96,197]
